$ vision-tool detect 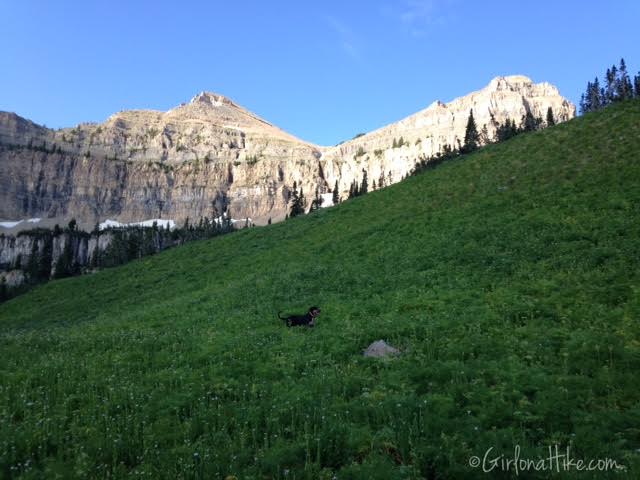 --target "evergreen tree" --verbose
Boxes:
[360,169,368,195]
[495,118,519,142]
[605,65,618,103]
[462,109,480,153]
[372,179,377,191]
[38,236,52,280]
[289,181,305,217]
[480,124,490,145]
[267,217,272,225]
[634,73,640,98]
[332,180,340,205]
[546,107,556,126]
[26,241,40,282]
[299,187,306,213]
[617,58,633,100]
[0,277,7,303]
[53,237,74,279]
[589,77,603,111]
[522,111,541,132]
